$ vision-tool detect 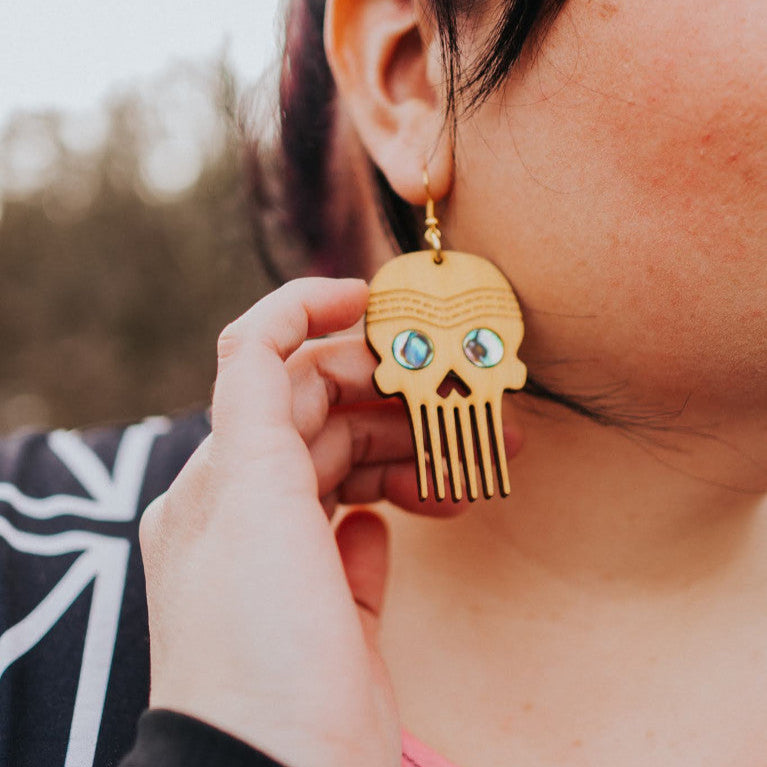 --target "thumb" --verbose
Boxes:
[335,510,389,645]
